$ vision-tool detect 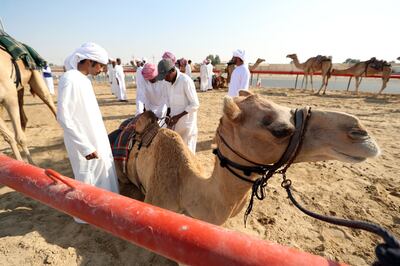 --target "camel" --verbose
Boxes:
[117,90,380,226]
[331,58,392,94]
[286,54,332,94]
[225,58,265,84]
[0,49,57,164]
